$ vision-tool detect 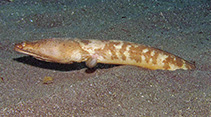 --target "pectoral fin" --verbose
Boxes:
[85,57,97,68]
